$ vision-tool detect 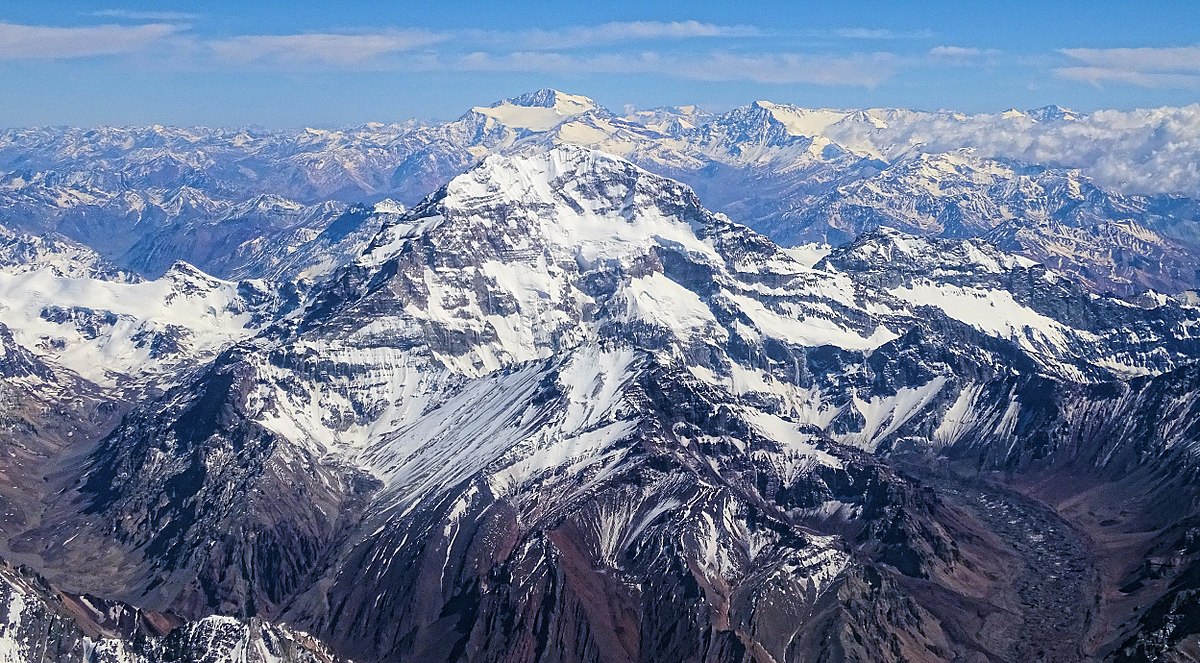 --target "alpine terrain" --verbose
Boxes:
[1,91,1199,662]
